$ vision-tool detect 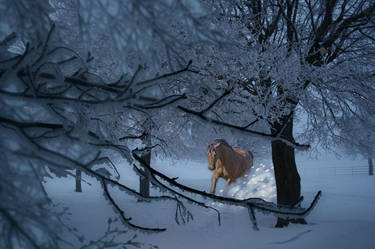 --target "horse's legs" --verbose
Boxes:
[223,179,232,197]
[226,179,232,187]
[210,174,218,194]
